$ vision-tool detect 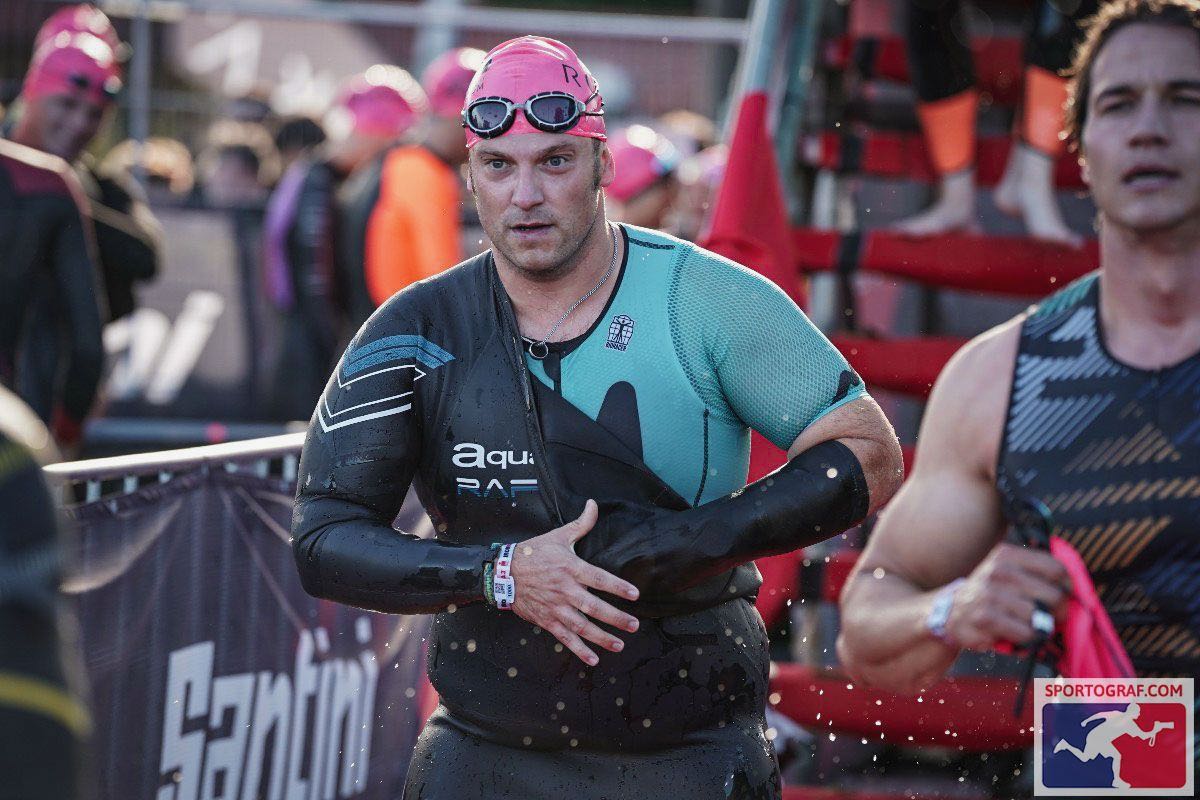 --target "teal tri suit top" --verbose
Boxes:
[522,223,866,506]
